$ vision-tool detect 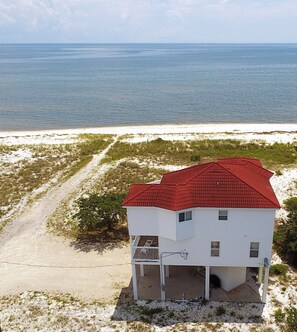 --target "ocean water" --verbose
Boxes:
[0,44,297,131]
